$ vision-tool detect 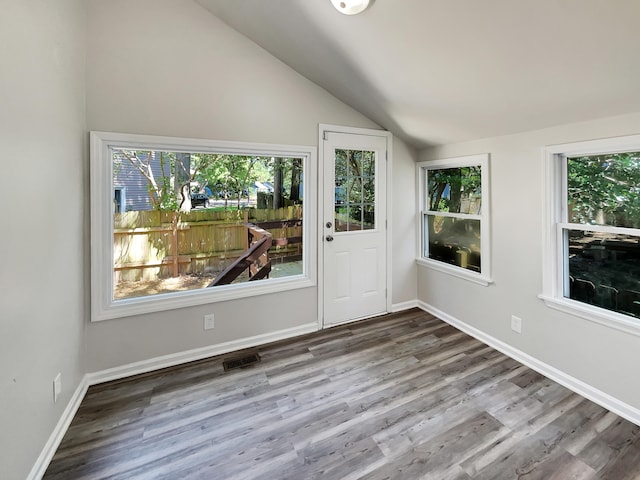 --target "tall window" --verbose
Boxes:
[91,132,316,321]
[417,154,491,286]
[542,135,640,332]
